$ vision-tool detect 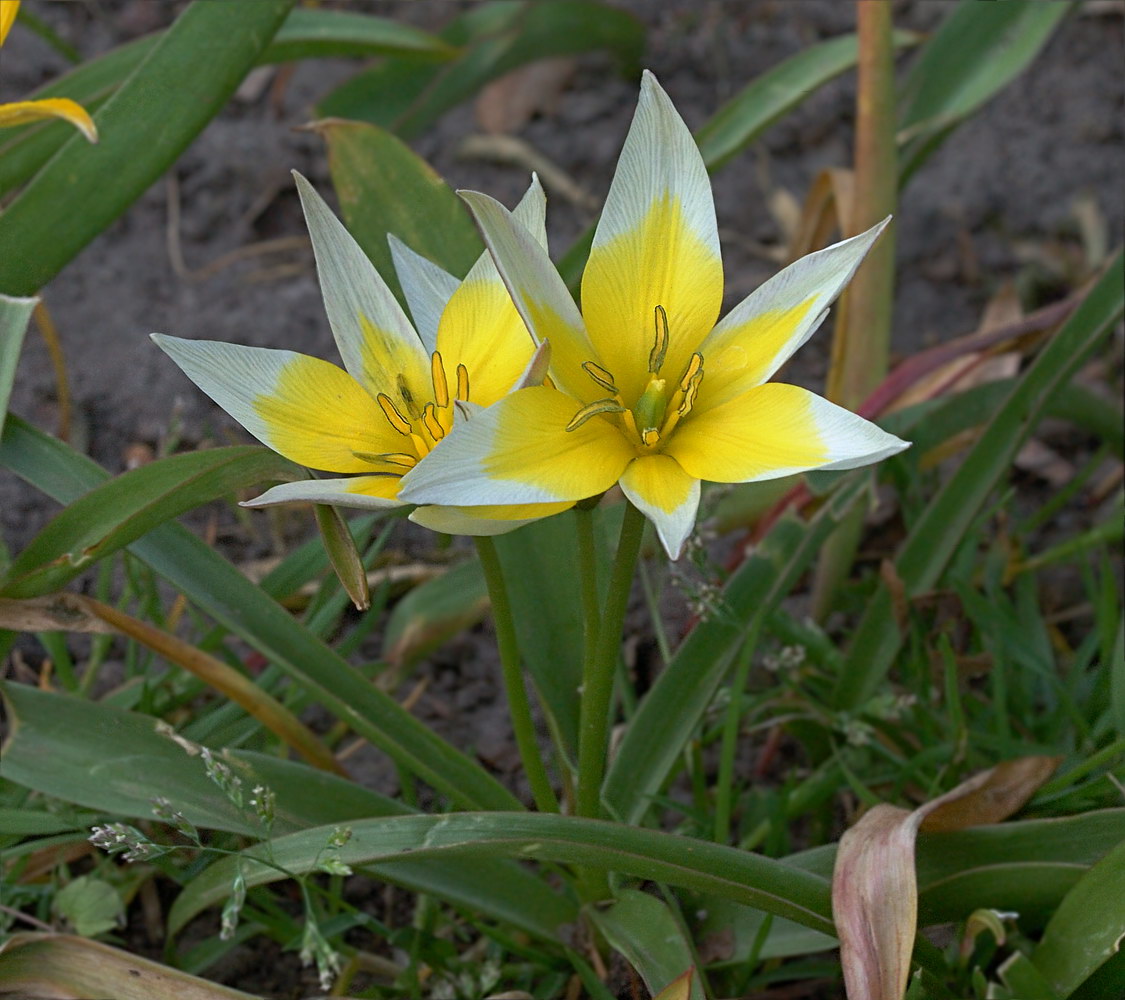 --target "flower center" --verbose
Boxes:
[358,351,470,472]
[566,305,703,452]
